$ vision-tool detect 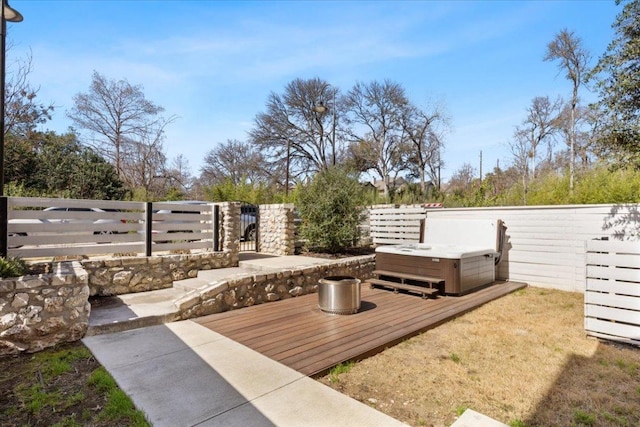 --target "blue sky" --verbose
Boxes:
[8,0,619,182]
